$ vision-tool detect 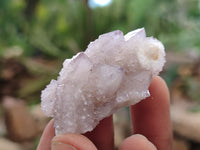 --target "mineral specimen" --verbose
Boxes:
[41,28,166,135]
